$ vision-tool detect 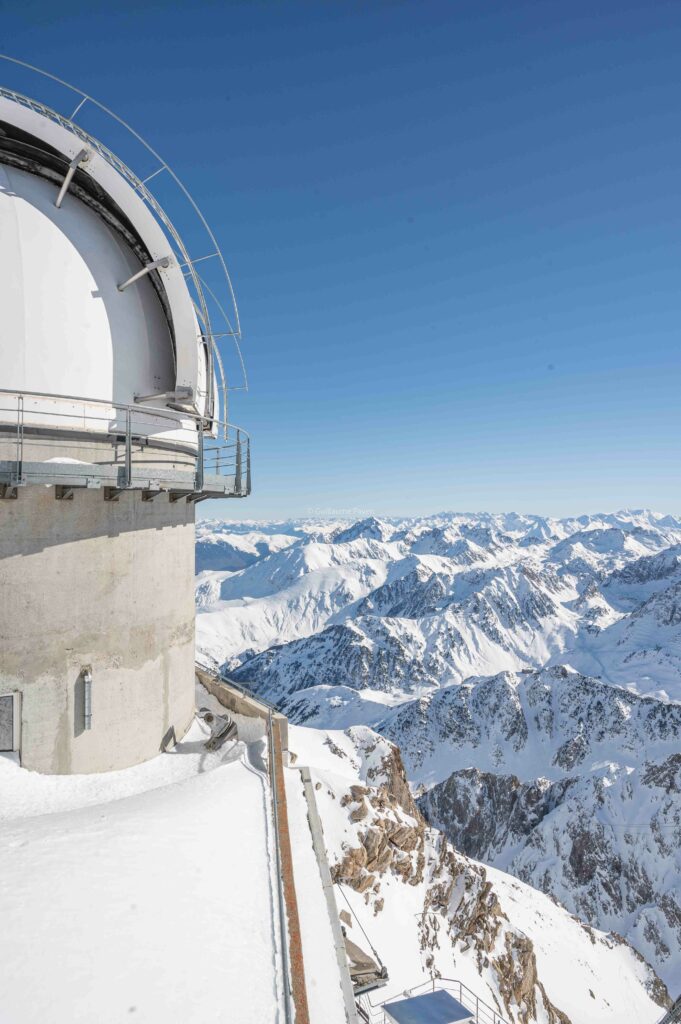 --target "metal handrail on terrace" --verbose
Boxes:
[0,386,250,499]
[196,661,286,718]
[217,671,284,716]
[357,977,509,1024]
[194,666,293,1020]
